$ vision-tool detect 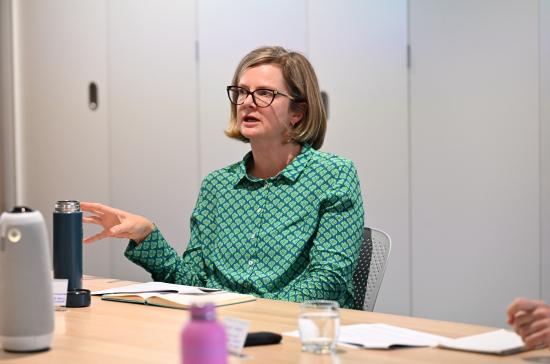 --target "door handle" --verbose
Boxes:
[88,82,98,110]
